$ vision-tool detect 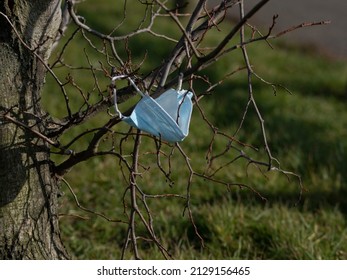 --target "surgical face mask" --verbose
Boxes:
[112,76,193,143]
